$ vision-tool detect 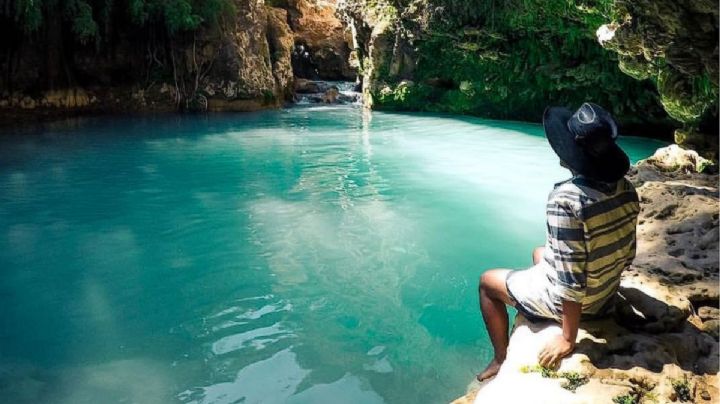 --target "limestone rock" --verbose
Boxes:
[0,88,96,111]
[294,78,323,94]
[597,0,718,146]
[322,87,339,103]
[640,145,714,173]
[699,307,720,321]
[674,129,719,161]
[288,0,355,80]
[200,0,278,110]
[267,7,295,101]
[336,0,418,108]
[19,97,36,109]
